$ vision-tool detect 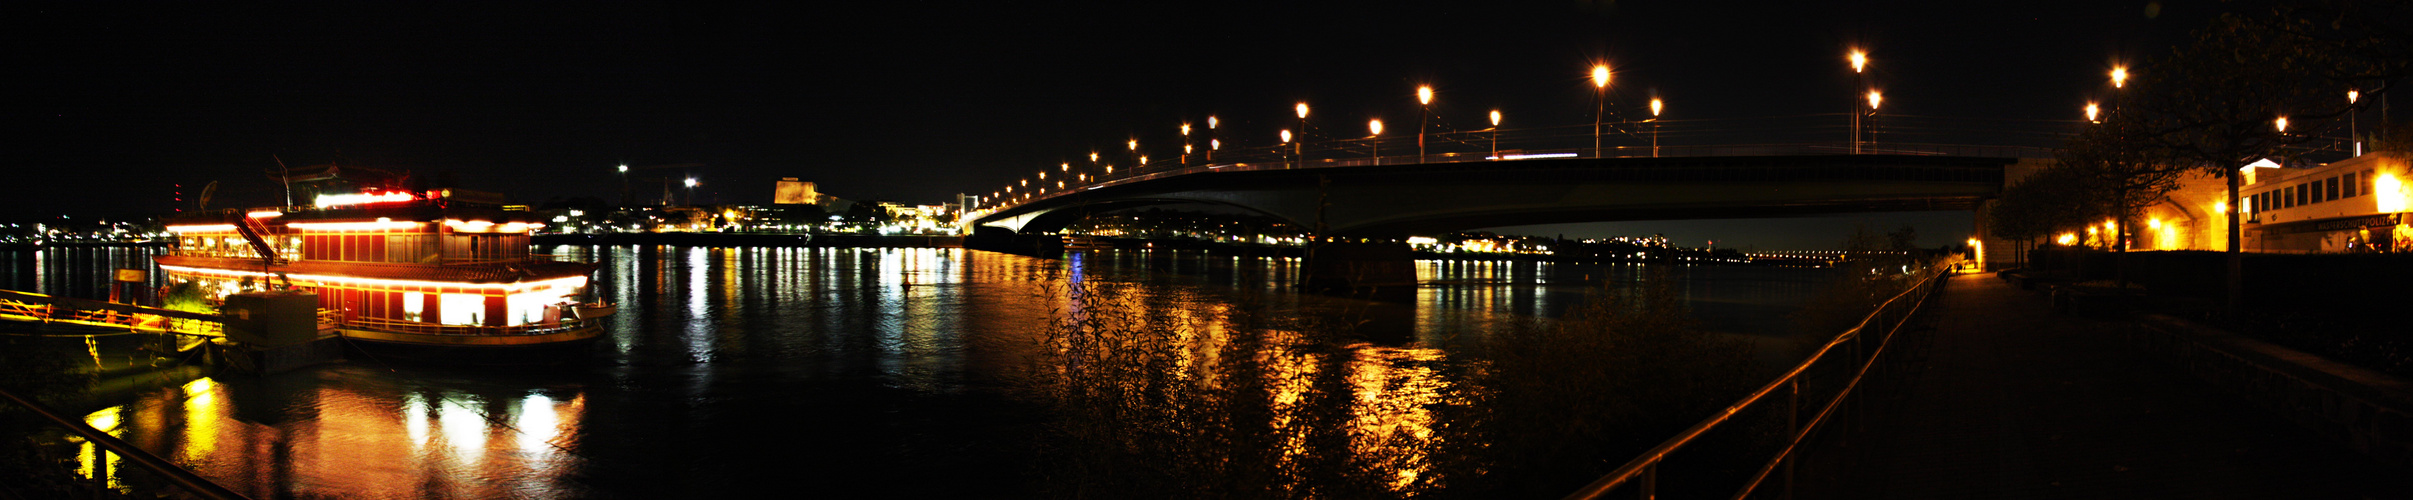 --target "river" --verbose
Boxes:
[3,245,1839,497]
